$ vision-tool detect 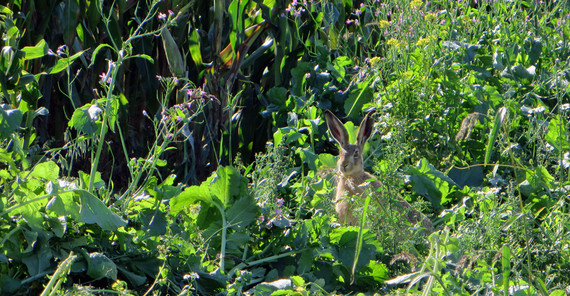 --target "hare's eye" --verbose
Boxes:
[353,150,359,158]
